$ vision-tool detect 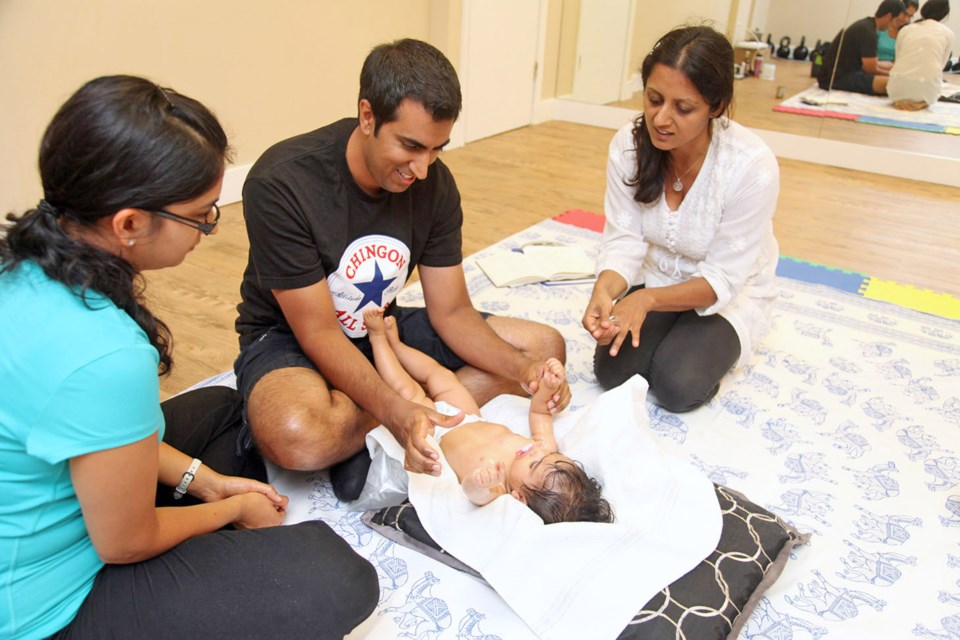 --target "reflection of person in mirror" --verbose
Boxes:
[817,0,909,95]
[364,307,613,524]
[878,0,919,62]
[582,25,780,414]
[888,0,955,110]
